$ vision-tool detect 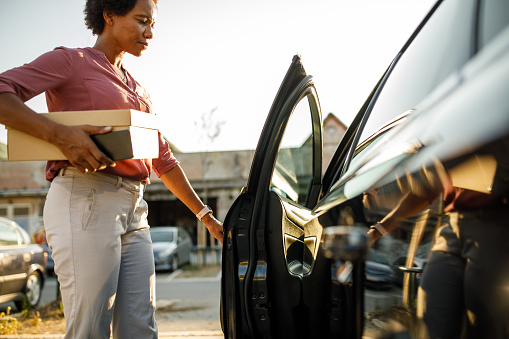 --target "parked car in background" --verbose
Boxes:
[0,218,46,310]
[365,261,394,290]
[150,226,192,272]
[221,0,509,338]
